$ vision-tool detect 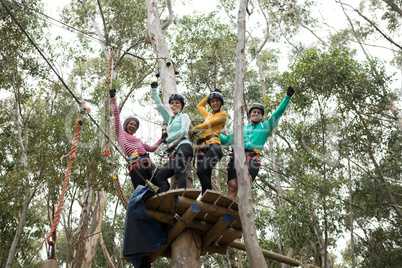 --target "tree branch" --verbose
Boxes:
[339,1,402,50]
[382,0,402,17]
[161,0,173,30]
[97,0,109,46]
